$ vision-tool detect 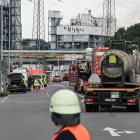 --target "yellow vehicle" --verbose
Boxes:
[40,74,47,87]
[32,74,44,89]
